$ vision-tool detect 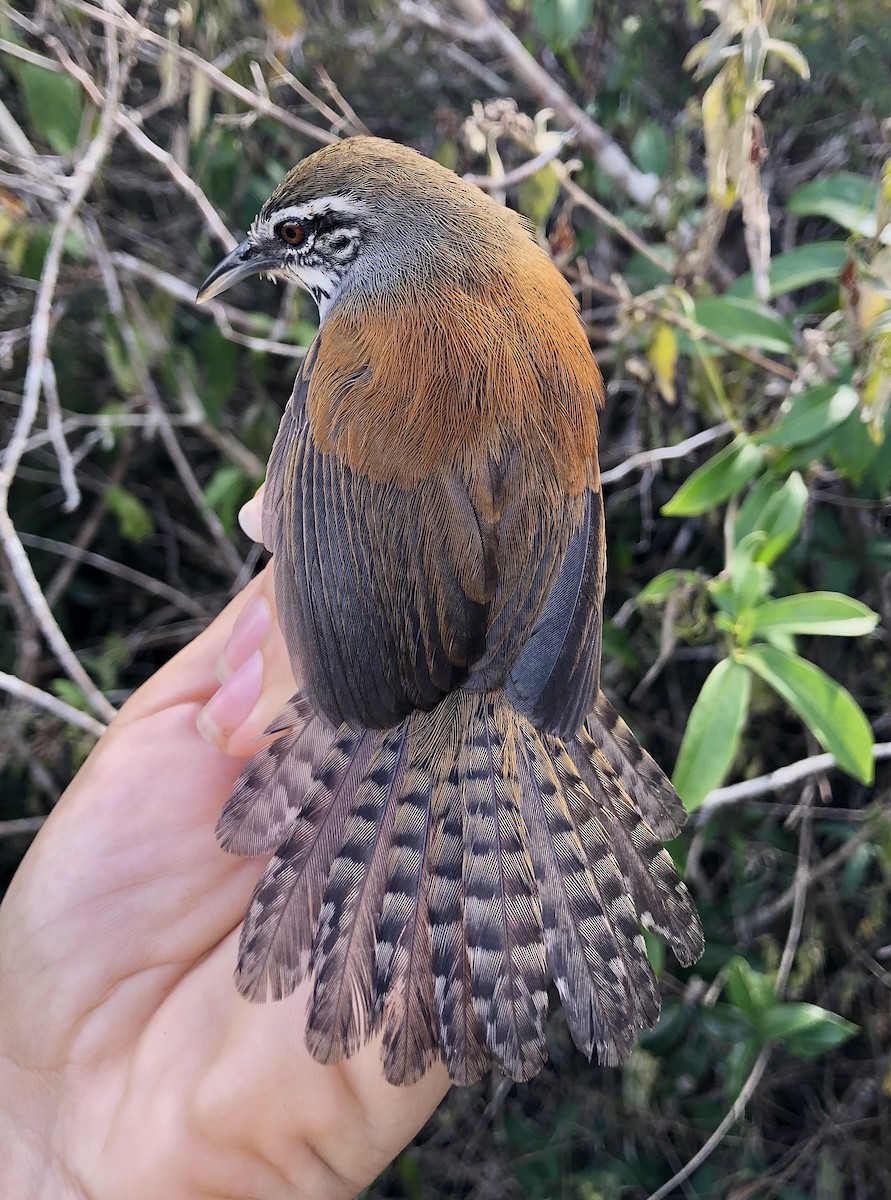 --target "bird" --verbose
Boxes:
[196,136,703,1088]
